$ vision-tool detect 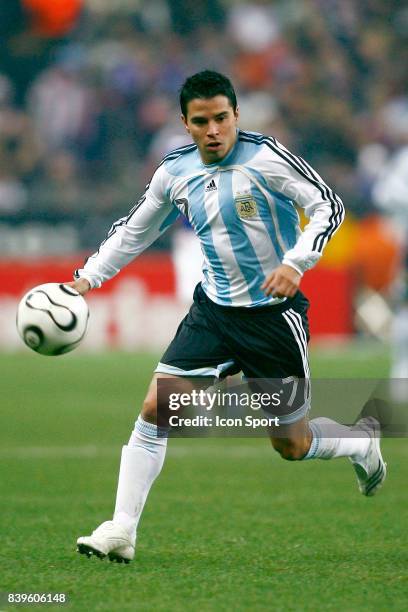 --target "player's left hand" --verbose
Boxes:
[261,264,301,298]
